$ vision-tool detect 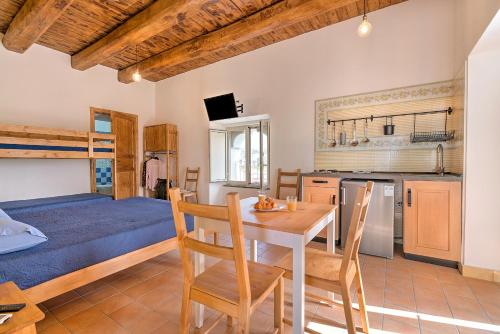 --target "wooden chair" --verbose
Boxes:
[181,167,200,203]
[276,168,301,200]
[275,181,374,334]
[169,188,285,334]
